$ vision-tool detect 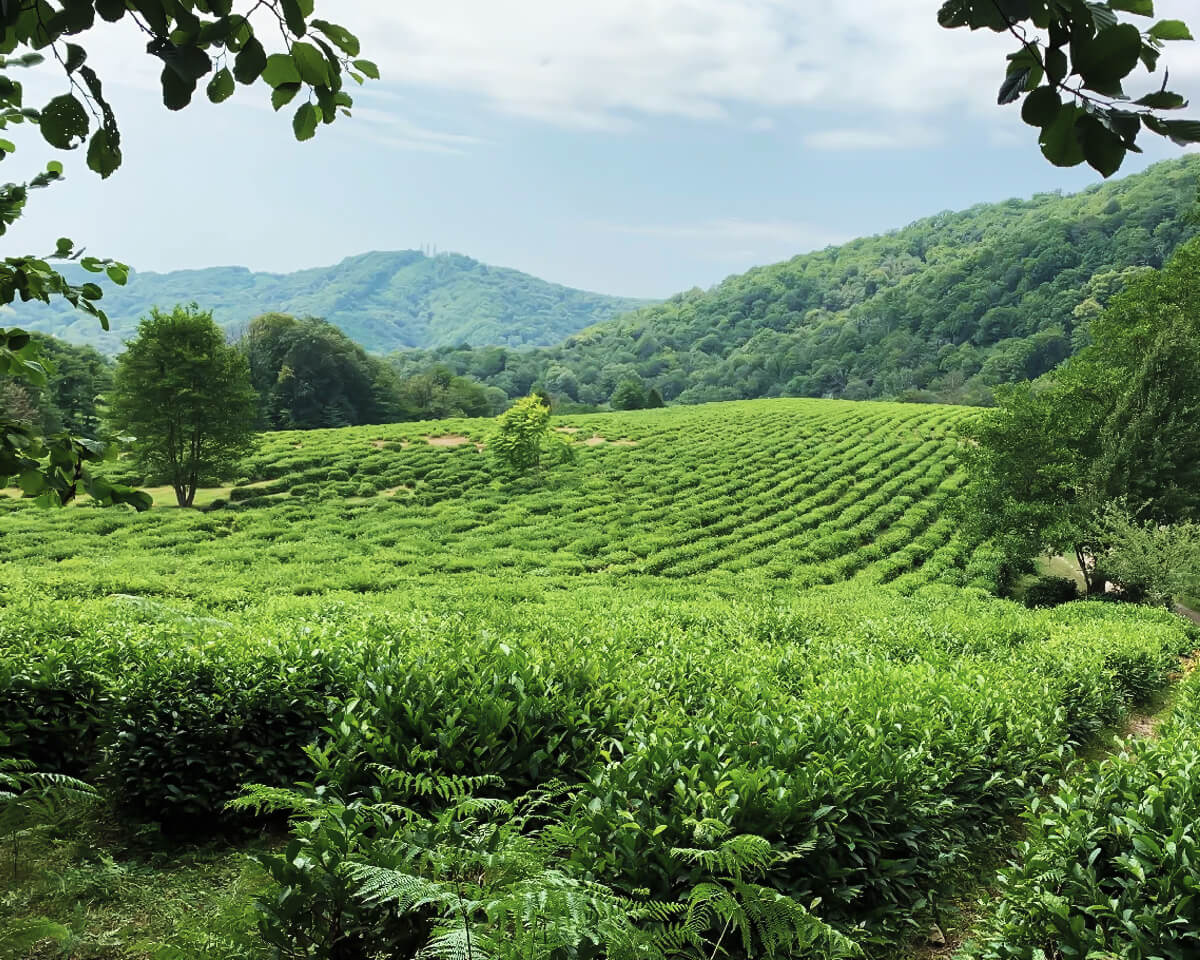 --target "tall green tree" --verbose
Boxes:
[1,1,372,506]
[110,305,257,507]
[960,235,1200,590]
